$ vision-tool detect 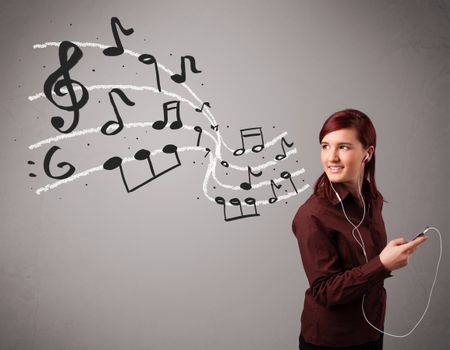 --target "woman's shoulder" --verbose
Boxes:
[292,192,330,232]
